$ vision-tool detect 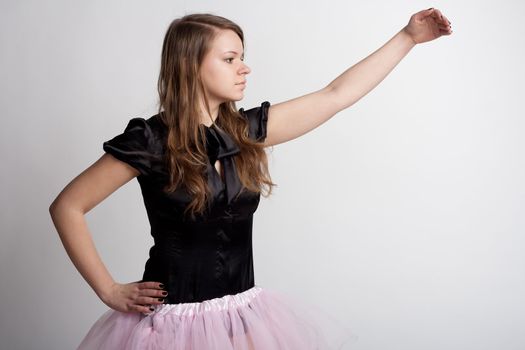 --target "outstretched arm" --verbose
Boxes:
[264,8,452,147]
